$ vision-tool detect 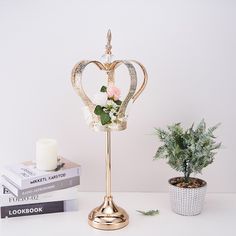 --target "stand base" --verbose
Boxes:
[88,196,129,230]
